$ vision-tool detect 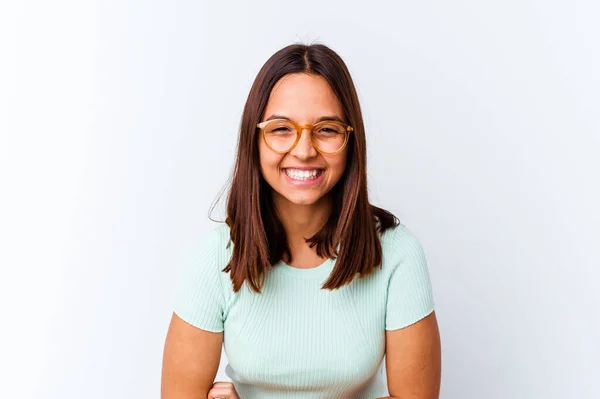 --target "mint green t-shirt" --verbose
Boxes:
[173,223,435,399]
